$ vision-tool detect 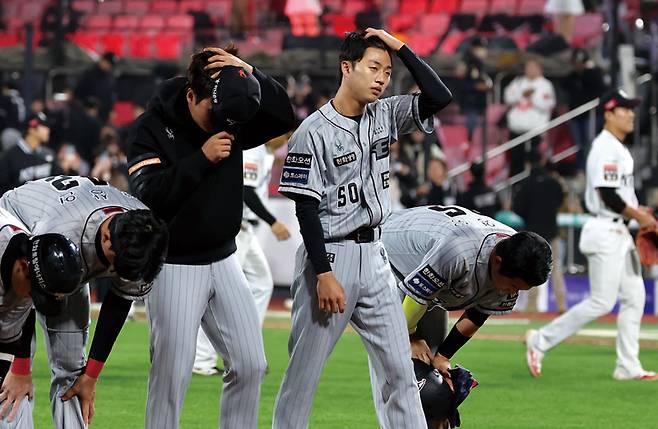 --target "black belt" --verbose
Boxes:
[325,226,380,243]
